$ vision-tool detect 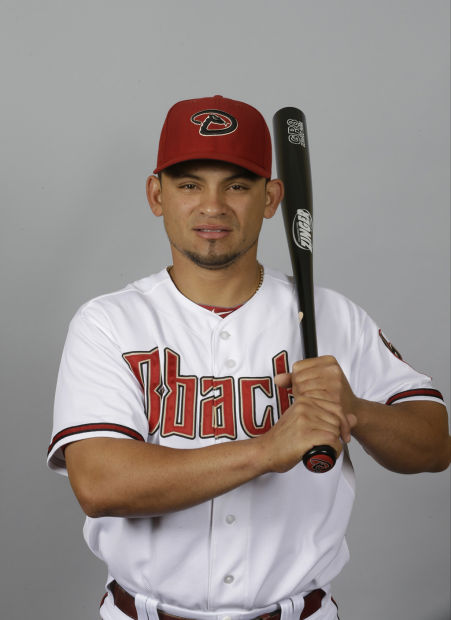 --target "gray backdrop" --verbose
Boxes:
[1,1,449,619]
